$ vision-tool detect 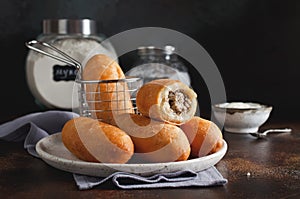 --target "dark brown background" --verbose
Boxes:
[0,0,299,122]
